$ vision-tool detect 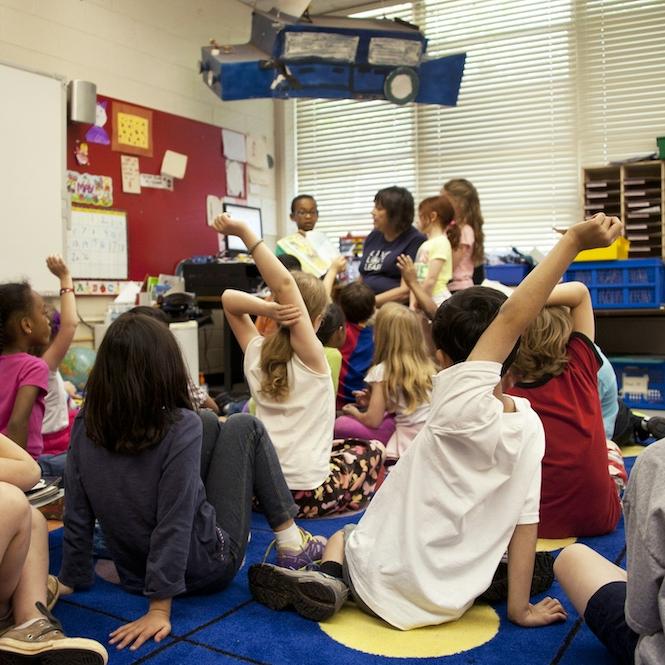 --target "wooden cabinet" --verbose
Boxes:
[583,161,665,258]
